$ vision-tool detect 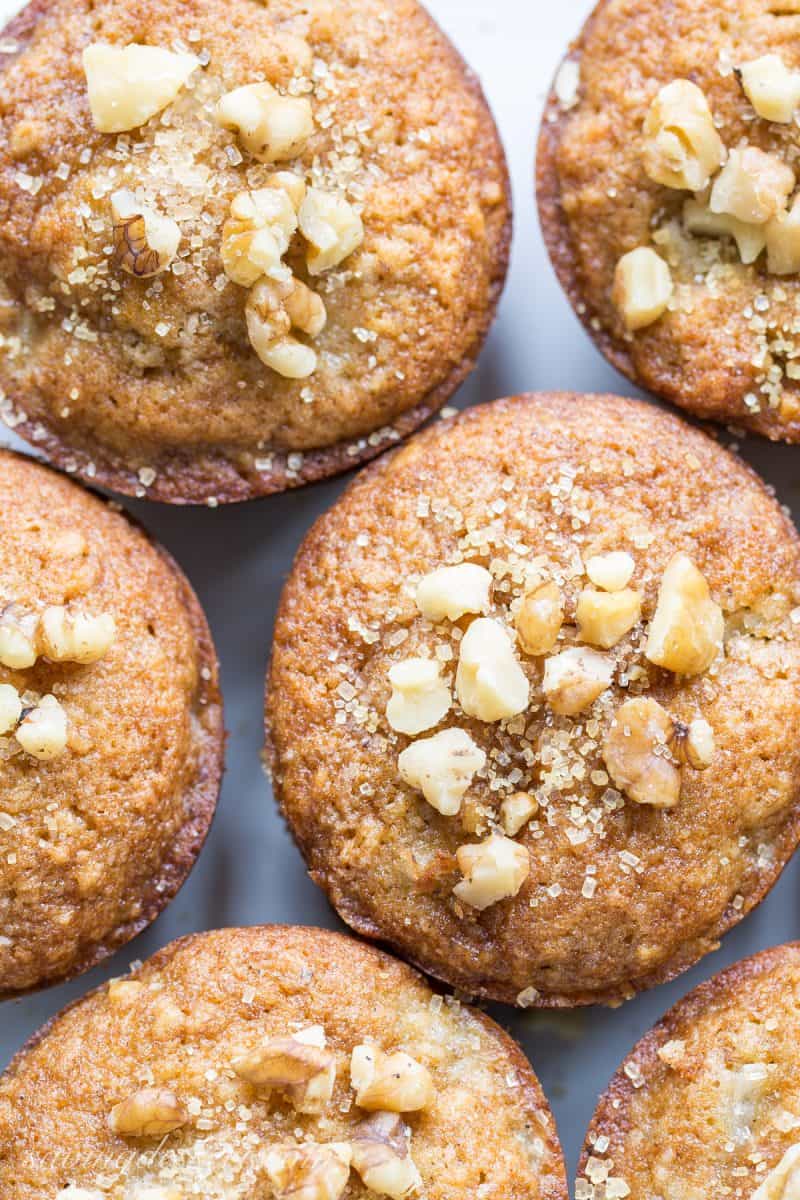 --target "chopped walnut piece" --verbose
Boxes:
[657,1038,686,1068]
[351,1112,422,1199]
[739,54,800,124]
[350,1045,434,1112]
[710,146,795,224]
[15,694,68,761]
[767,195,800,274]
[232,1025,336,1114]
[751,1143,800,1200]
[645,552,723,676]
[38,606,116,664]
[585,551,635,593]
[0,608,37,669]
[0,683,22,735]
[674,717,716,770]
[455,617,529,722]
[501,791,539,836]
[216,82,314,164]
[542,646,614,716]
[642,80,725,191]
[576,587,641,649]
[515,577,563,656]
[221,188,298,287]
[264,1142,352,1200]
[245,277,325,380]
[108,1087,188,1138]
[612,247,673,331]
[386,658,451,736]
[267,170,308,211]
[397,727,485,816]
[415,563,492,623]
[299,187,365,275]
[110,190,181,278]
[82,43,199,133]
[683,199,767,265]
[453,834,530,911]
[107,978,145,1007]
[603,697,681,809]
